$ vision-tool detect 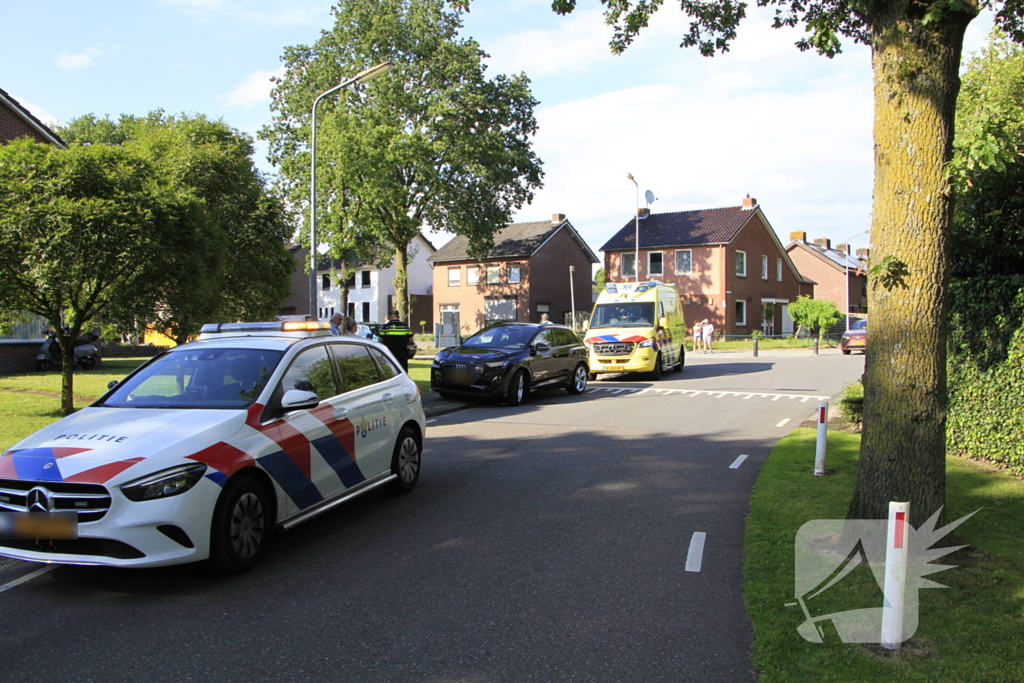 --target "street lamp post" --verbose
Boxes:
[842,230,870,332]
[309,61,392,320]
[627,173,639,282]
[569,265,576,331]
